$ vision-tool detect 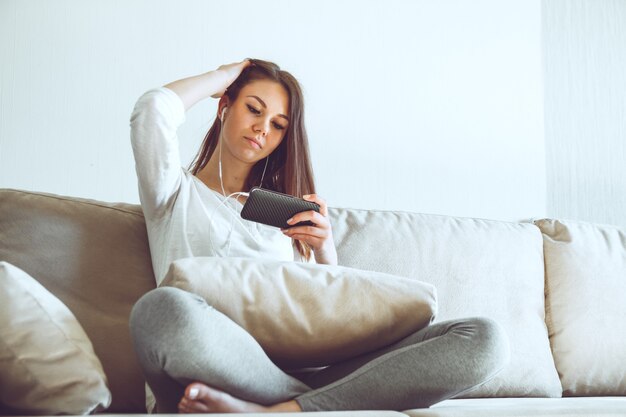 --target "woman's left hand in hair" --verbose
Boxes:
[281,194,338,265]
